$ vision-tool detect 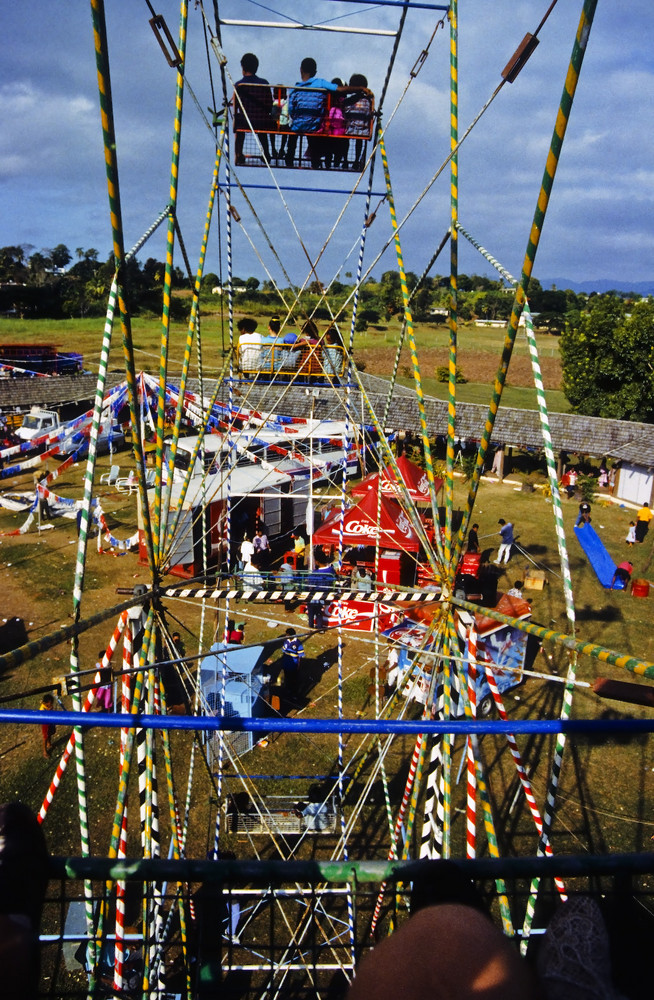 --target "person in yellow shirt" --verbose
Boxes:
[635,502,653,543]
[292,532,306,570]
